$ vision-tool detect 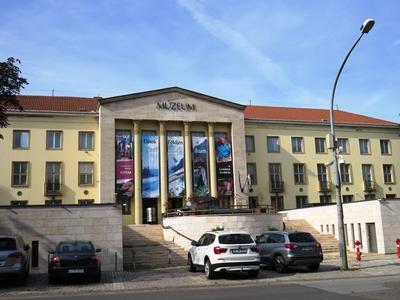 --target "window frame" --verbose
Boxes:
[339,163,352,184]
[245,135,255,153]
[380,139,391,155]
[246,163,257,185]
[79,131,95,151]
[337,138,349,154]
[295,195,308,208]
[266,136,280,153]
[291,137,304,153]
[359,139,370,155]
[78,162,94,186]
[315,138,326,154]
[11,161,29,187]
[383,164,395,184]
[46,130,63,150]
[12,130,30,149]
[293,163,306,184]
[45,162,62,191]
